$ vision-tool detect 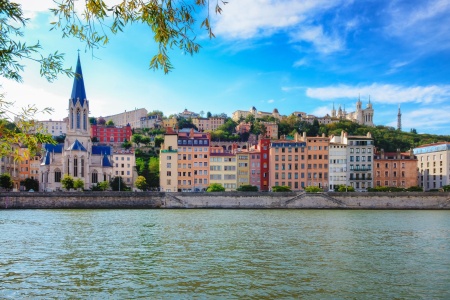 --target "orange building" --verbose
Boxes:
[269,134,307,191]
[374,149,418,188]
[305,134,329,189]
[177,129,211,191]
